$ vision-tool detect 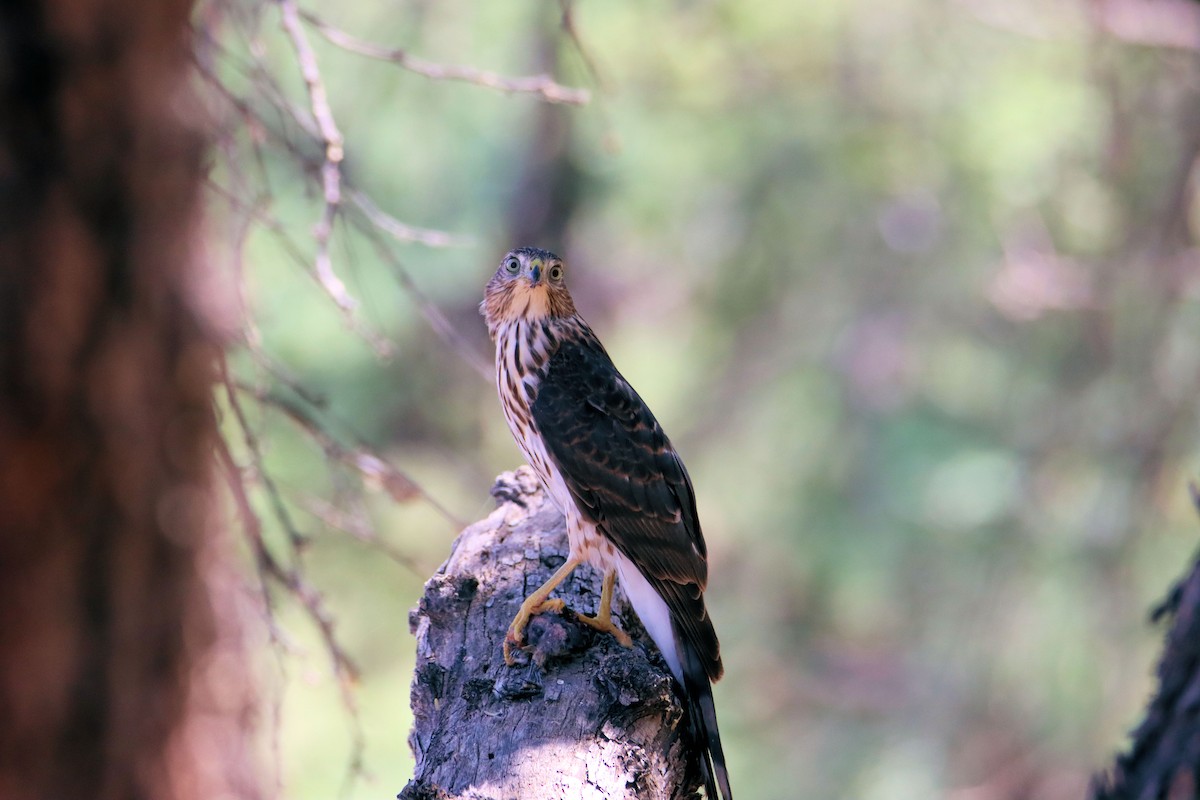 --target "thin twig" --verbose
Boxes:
[210,96,273,347]
[217,396,359,677]
[195,24,323,146]
[298,494,431,578]
[353,217,493,380]
[240,380,467,529]
[348,189,470,248]
[202,64,478,366]
[557,0,607,94]
[220,354,308,553]
[278,0,389,358]
[222,357,368,795]
[201,46,477,368]
[214,420,303,800]
[205,176,398,356]
[219,357,364,680]
[278,0,342,187]
[197,41,465,251]
[242,342,330,409]
[299,8,591,105]
[216,427,280,624]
